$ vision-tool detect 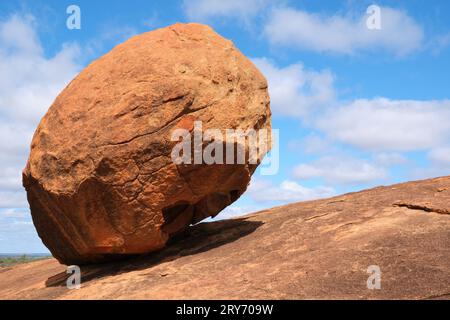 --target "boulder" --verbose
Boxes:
[3,176,449,299]
[22,23,271,265]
